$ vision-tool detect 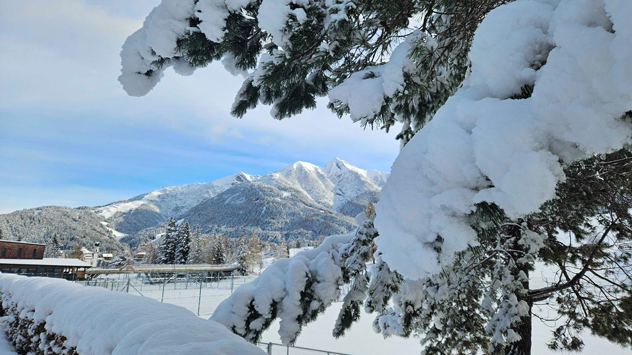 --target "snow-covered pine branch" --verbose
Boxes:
[120,0,507,145]
[211,215,379,344]
[123,0,632,354]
